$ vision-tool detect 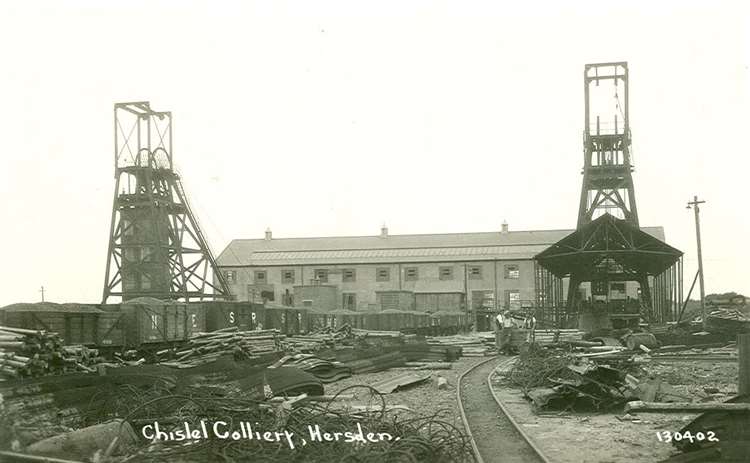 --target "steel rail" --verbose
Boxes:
[487,357,552,463]
[456,355,550,463]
